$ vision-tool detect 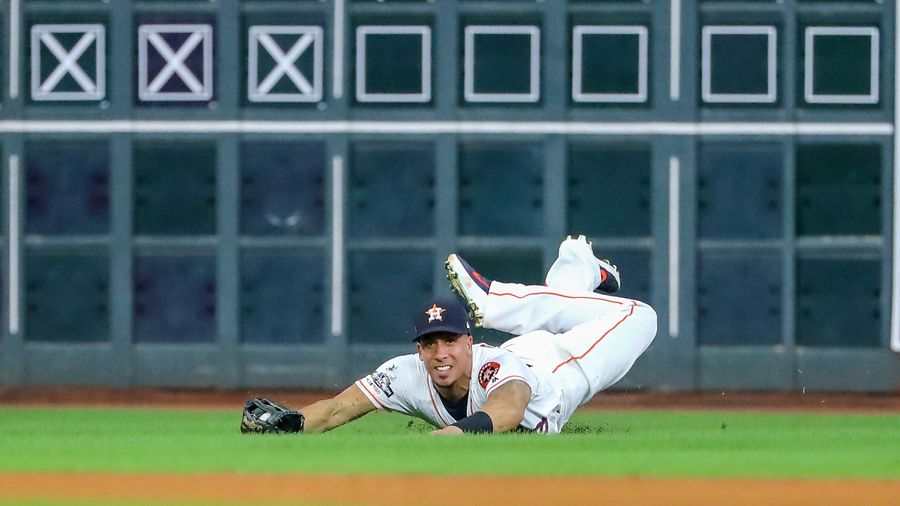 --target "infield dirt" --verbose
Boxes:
[1,473,898,506]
